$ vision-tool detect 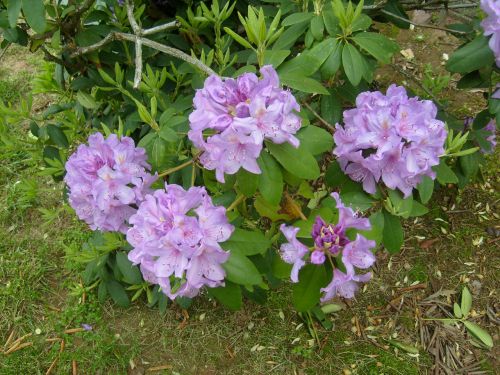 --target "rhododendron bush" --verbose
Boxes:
[0,0,497,314]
